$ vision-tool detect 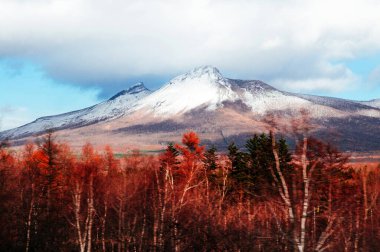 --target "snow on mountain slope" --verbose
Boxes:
[288,94,380,117]
[134,66,239,115]
[1,65,379,142]
[291,93,377,112]
[0,83,151,139]
[132,67,377,119]
[242,90,313,114]
[227,79,310,115]
[132,66,339,118]
[359,99,380,109]
[225,78,380,117]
